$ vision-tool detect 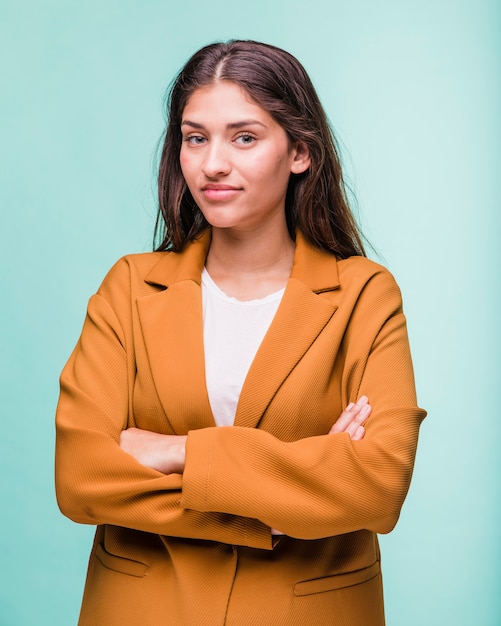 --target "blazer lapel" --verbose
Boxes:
[234,233,341,429]
[136,229,341,434]
[137,232,215,434]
